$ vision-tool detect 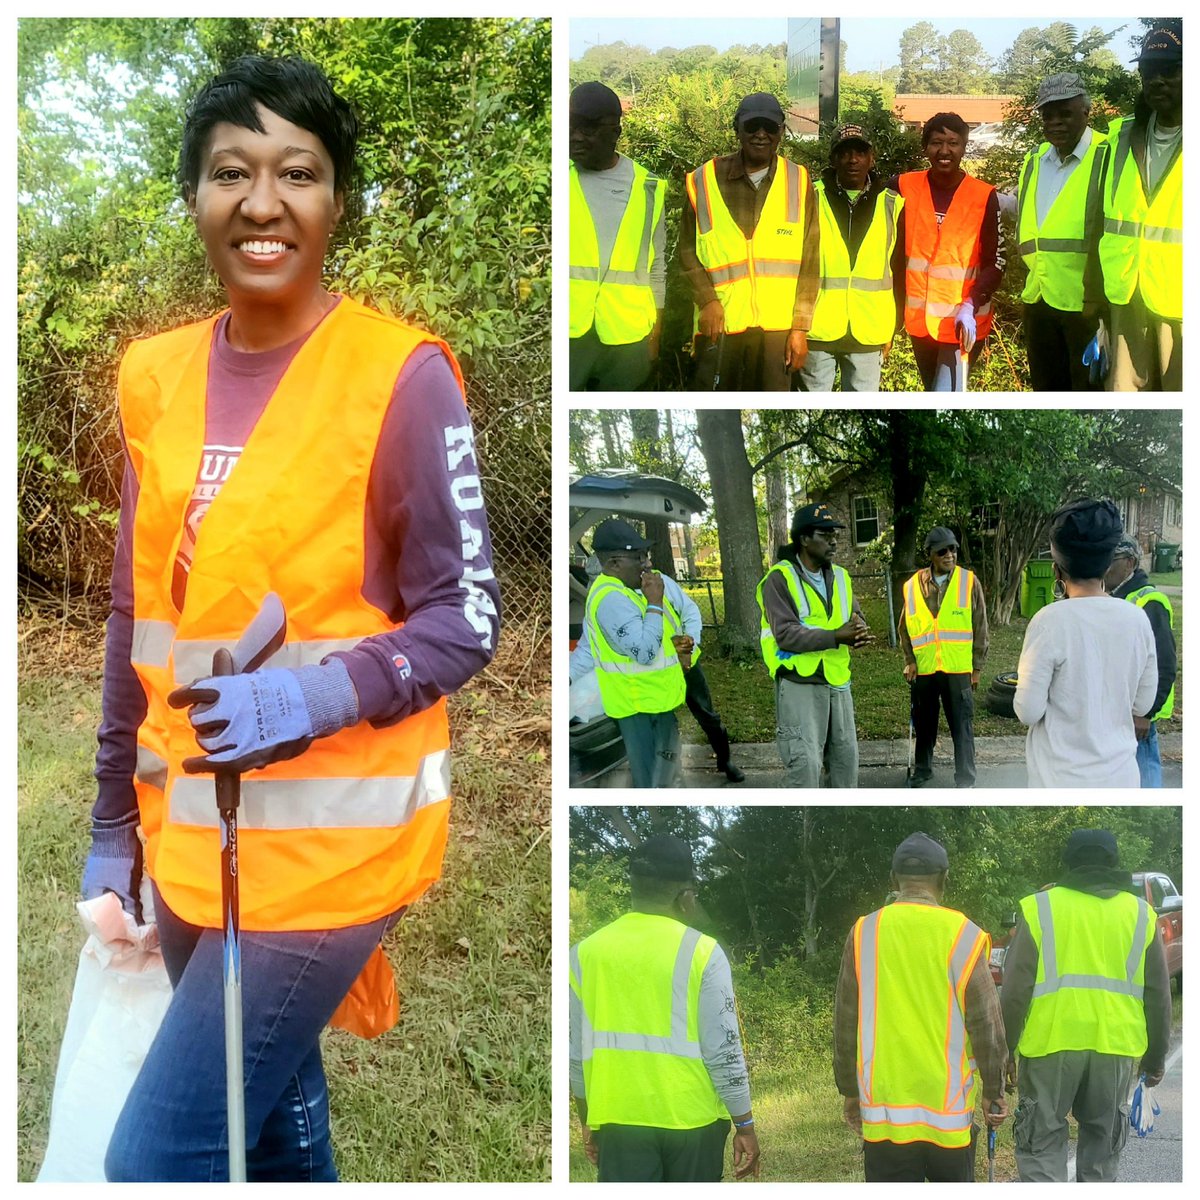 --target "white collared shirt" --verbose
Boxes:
[1035,126,1094,225]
